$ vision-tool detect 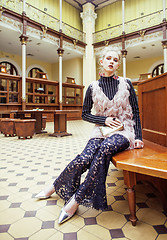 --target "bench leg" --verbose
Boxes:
[127,187,137,226]
[123,170,137,226]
